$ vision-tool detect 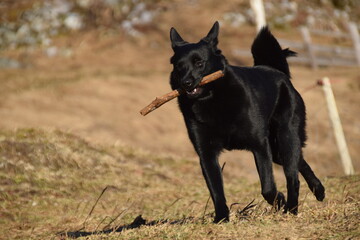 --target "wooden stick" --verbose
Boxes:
[140,70,224,116]
[319,77,354,175]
